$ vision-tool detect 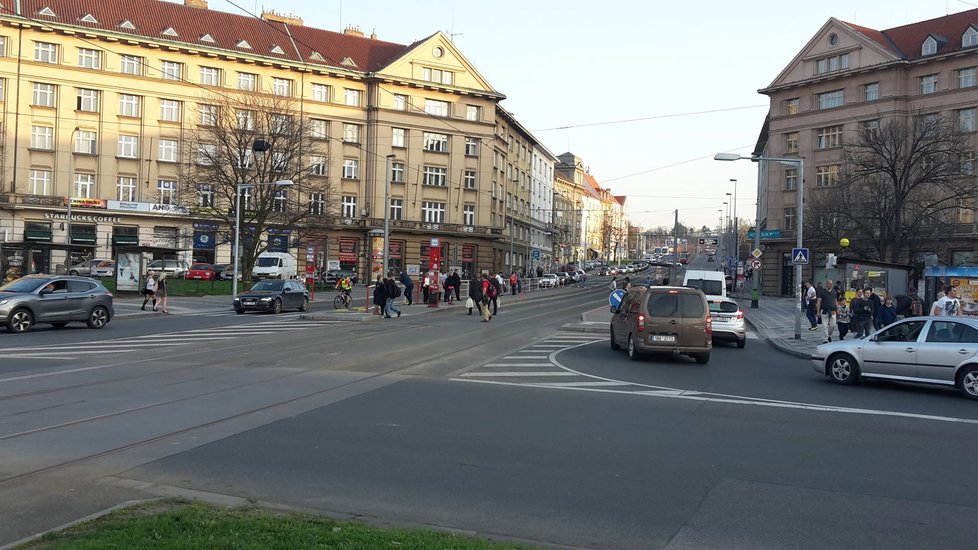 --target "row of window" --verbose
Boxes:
[338,196,476,224]
[922,27,978,56]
